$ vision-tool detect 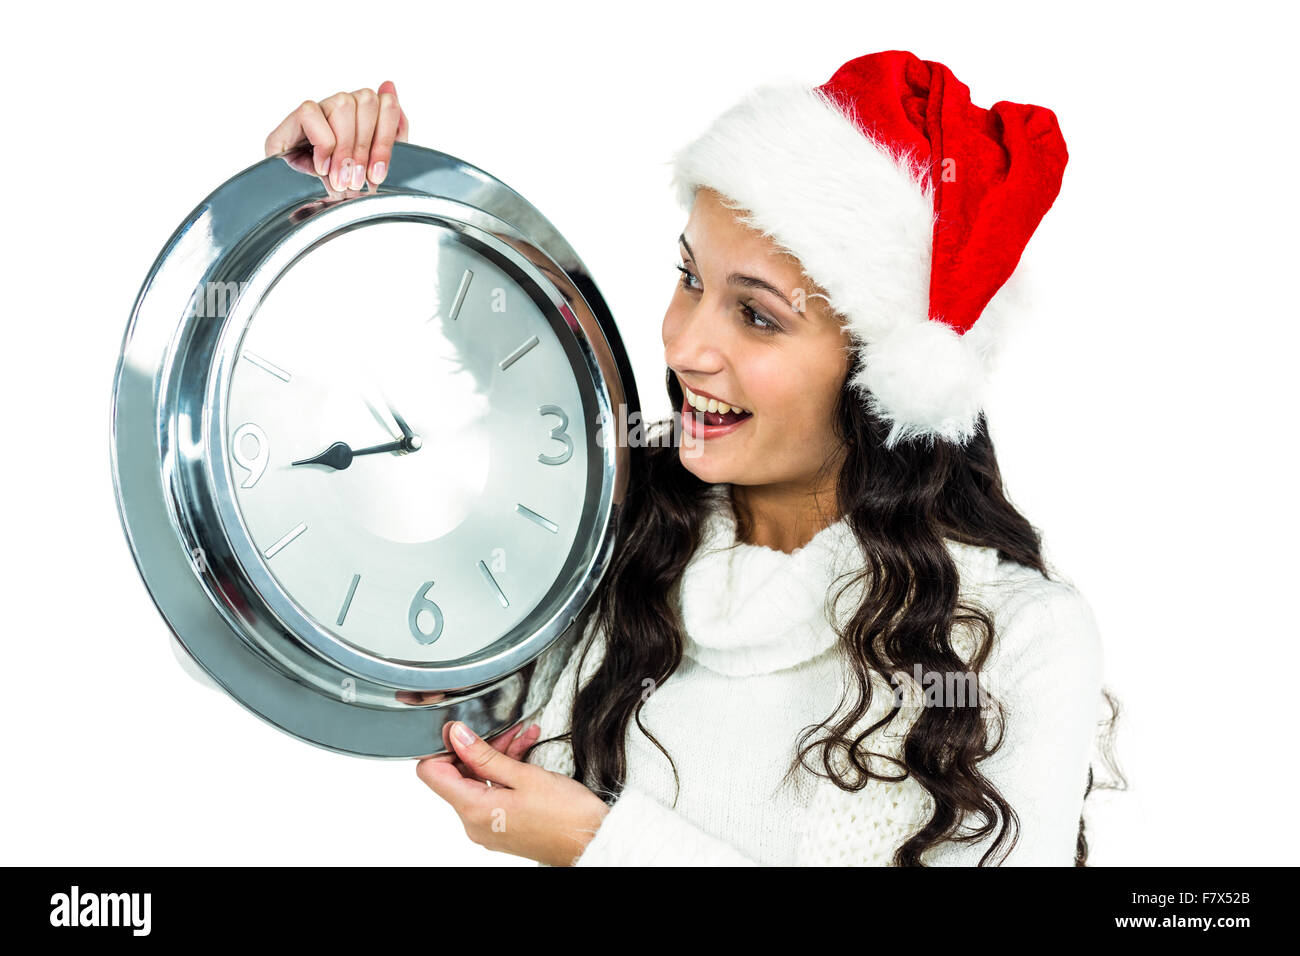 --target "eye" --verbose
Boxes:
[674,262,700,291]
[675,261,782,335]
[740,303,779,334]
